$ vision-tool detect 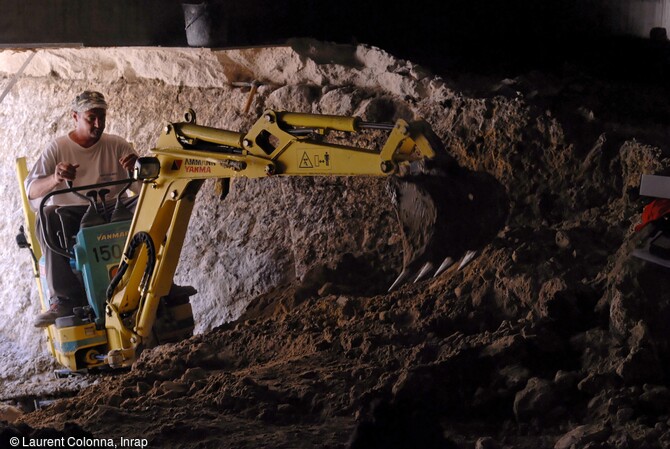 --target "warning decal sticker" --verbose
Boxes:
[298,149,331,171]
[299,152,313,168]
